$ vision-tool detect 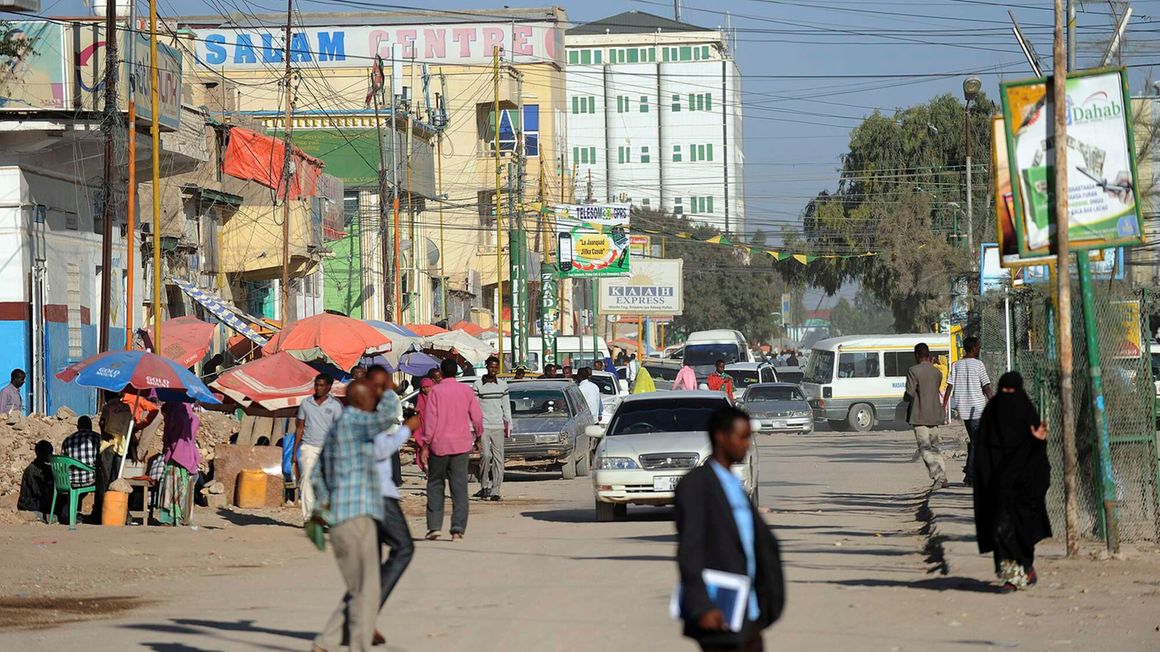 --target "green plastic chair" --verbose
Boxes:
[49,455,96,530]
